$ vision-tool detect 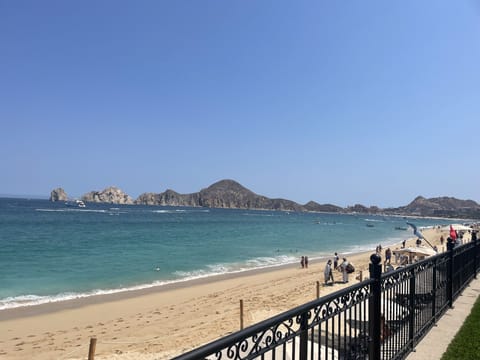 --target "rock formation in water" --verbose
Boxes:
[50,188,68,202]
[81,186,134,204]
[136,190,199,207]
